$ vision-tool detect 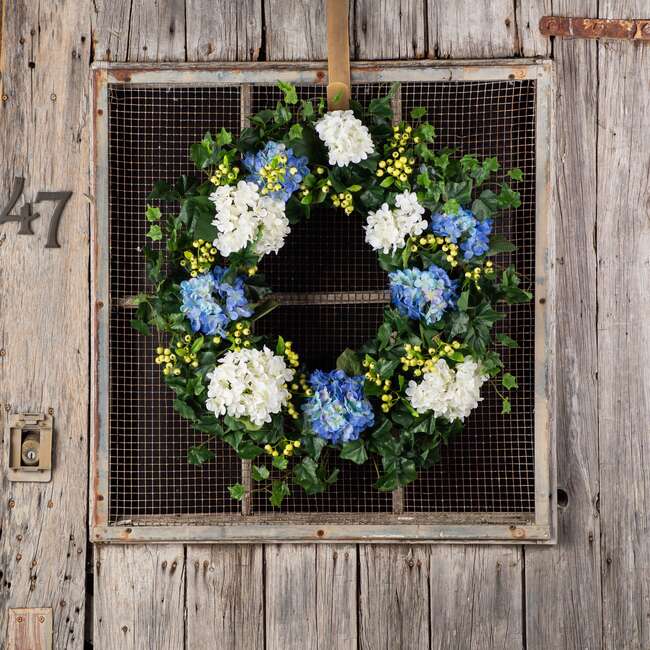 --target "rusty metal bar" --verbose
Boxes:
[540,16,650,40]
